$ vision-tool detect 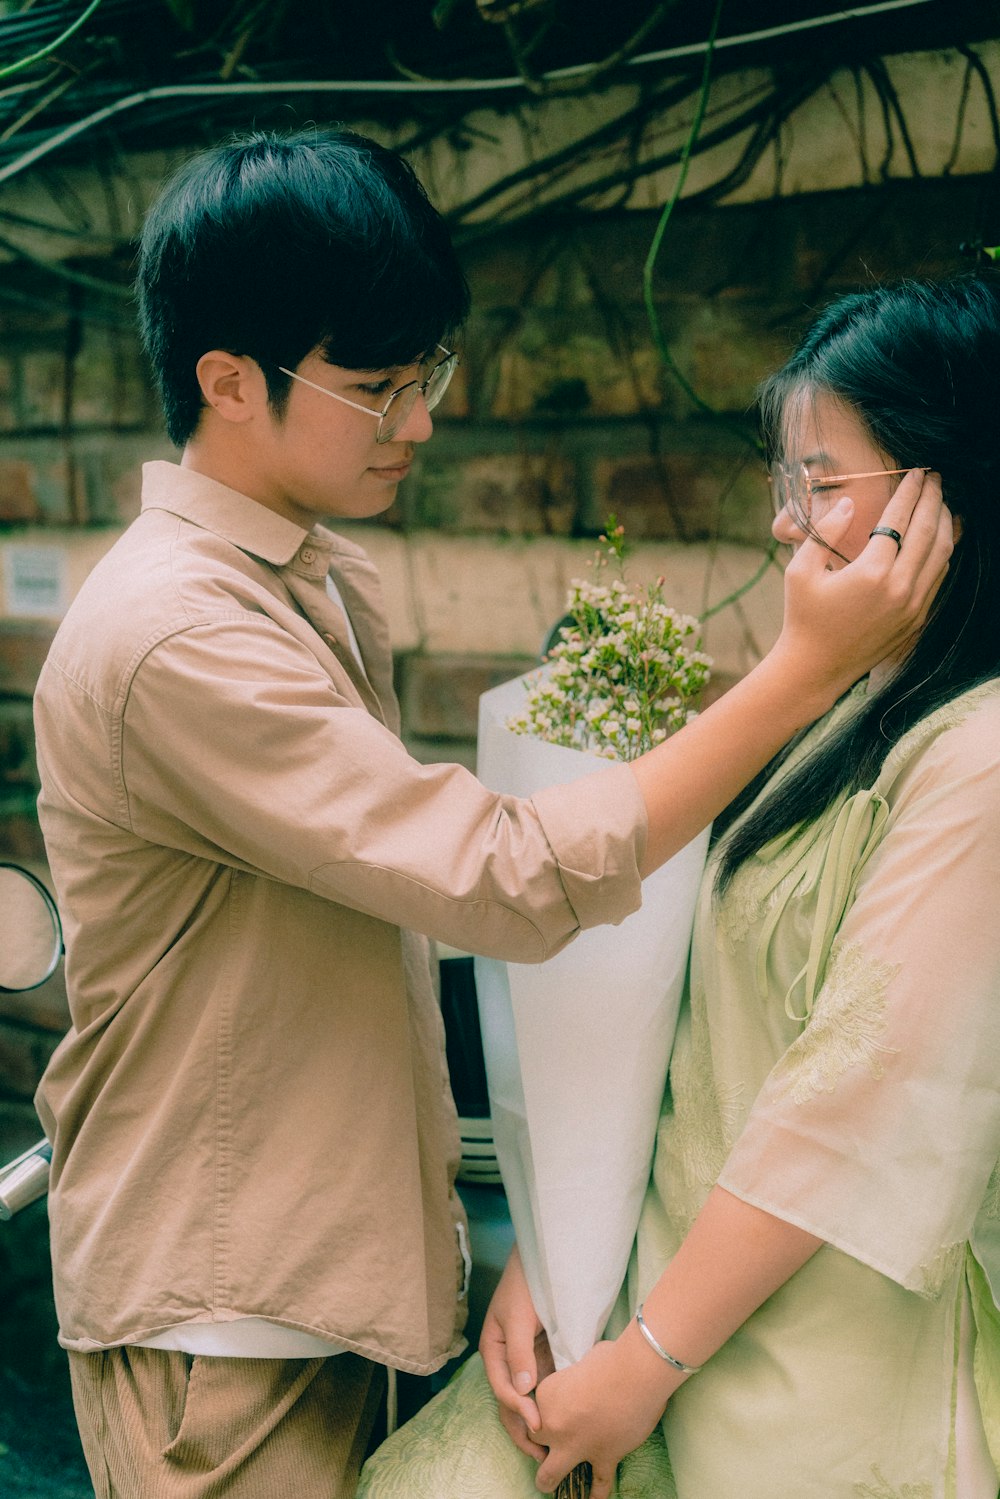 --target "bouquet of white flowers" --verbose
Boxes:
[507,521,711,761]
[475,524,713,1427]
